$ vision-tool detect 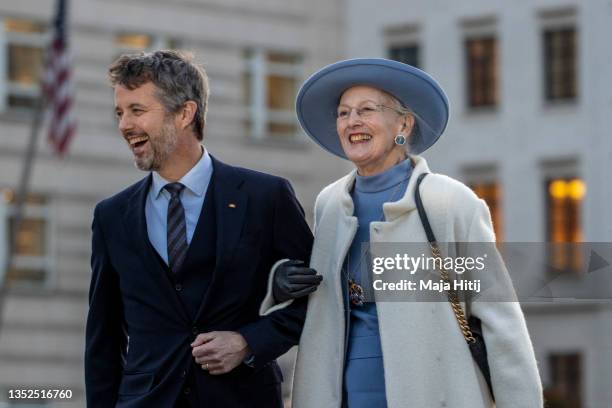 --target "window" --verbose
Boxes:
[115,33,152,51]
[546,177,585,272]
[465,37,498,108]
[540,8,578,102]
[385,24,420,68]
[544,353,582,408]
[0,18,48,111]
[464,166,503,242]
[114,33,180,55]
[244,50,302,139]
[0,189,52,285]
[543,27,577,101]
[470,182,503,241]
[389,45,419,68]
